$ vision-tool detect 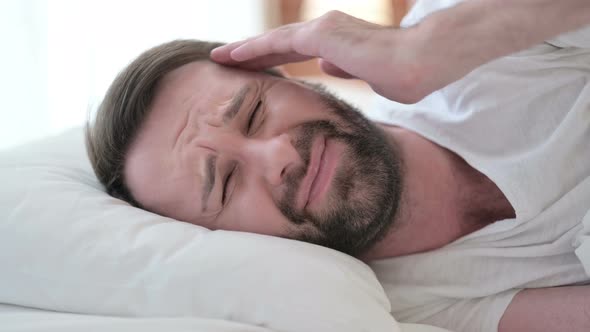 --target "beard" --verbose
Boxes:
[277,83,403,257]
